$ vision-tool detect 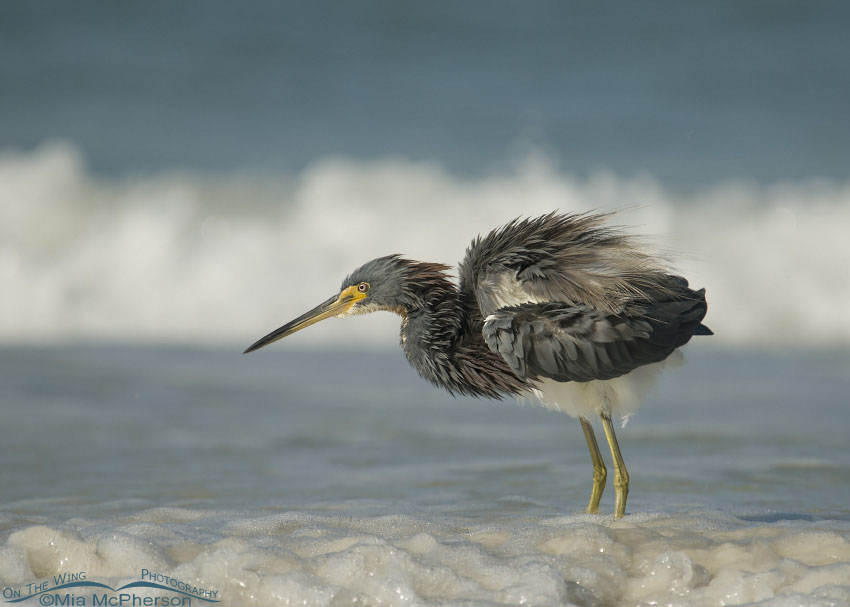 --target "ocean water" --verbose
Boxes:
[1,346,849,606]
[2,1,850,186]
[3,2,850,605]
